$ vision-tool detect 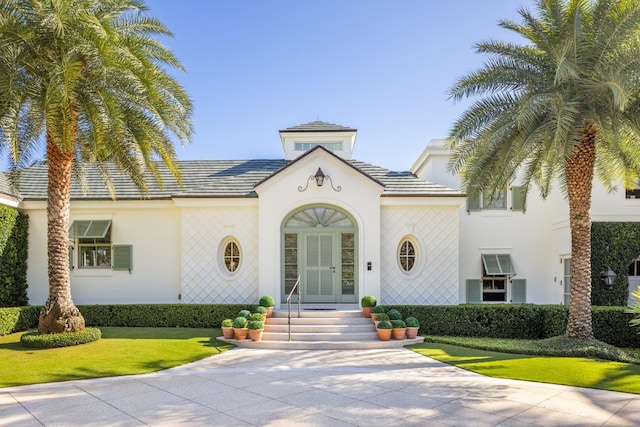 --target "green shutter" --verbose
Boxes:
[69,220,111,238]
[466,279,482,303]
[482,254,516,276]
[511,279,526,303]
[511,186,526,212]
[466,193,481,212]
[112,245,132,271]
